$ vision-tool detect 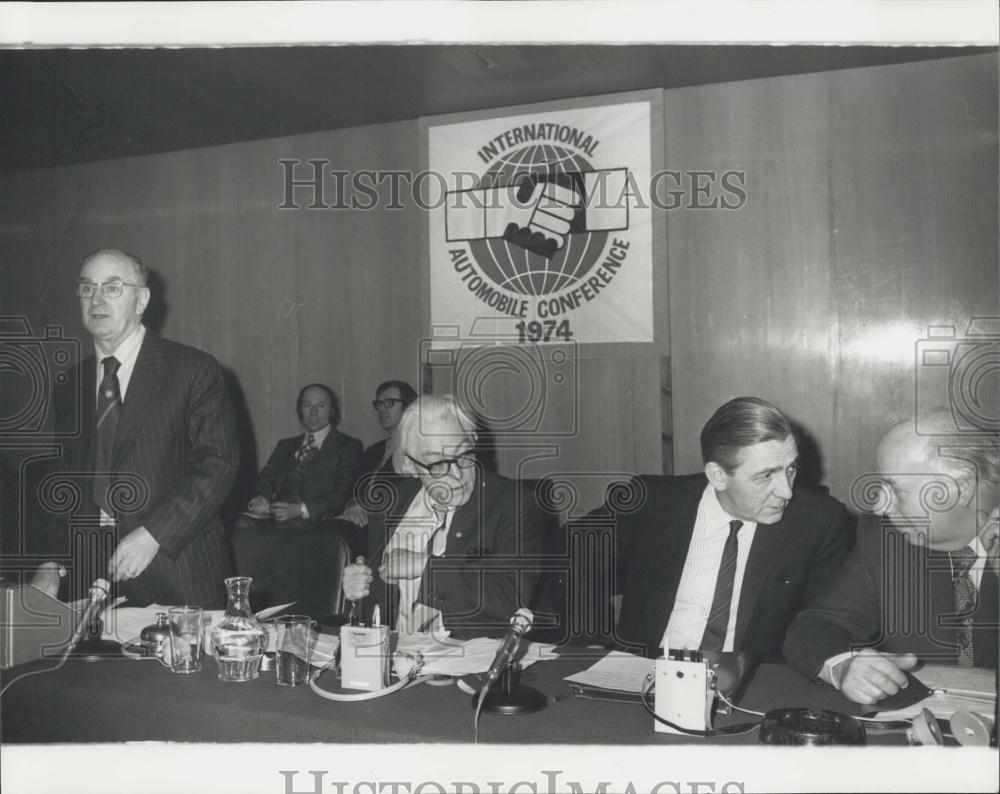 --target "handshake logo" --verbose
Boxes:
[445,169,629,259]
